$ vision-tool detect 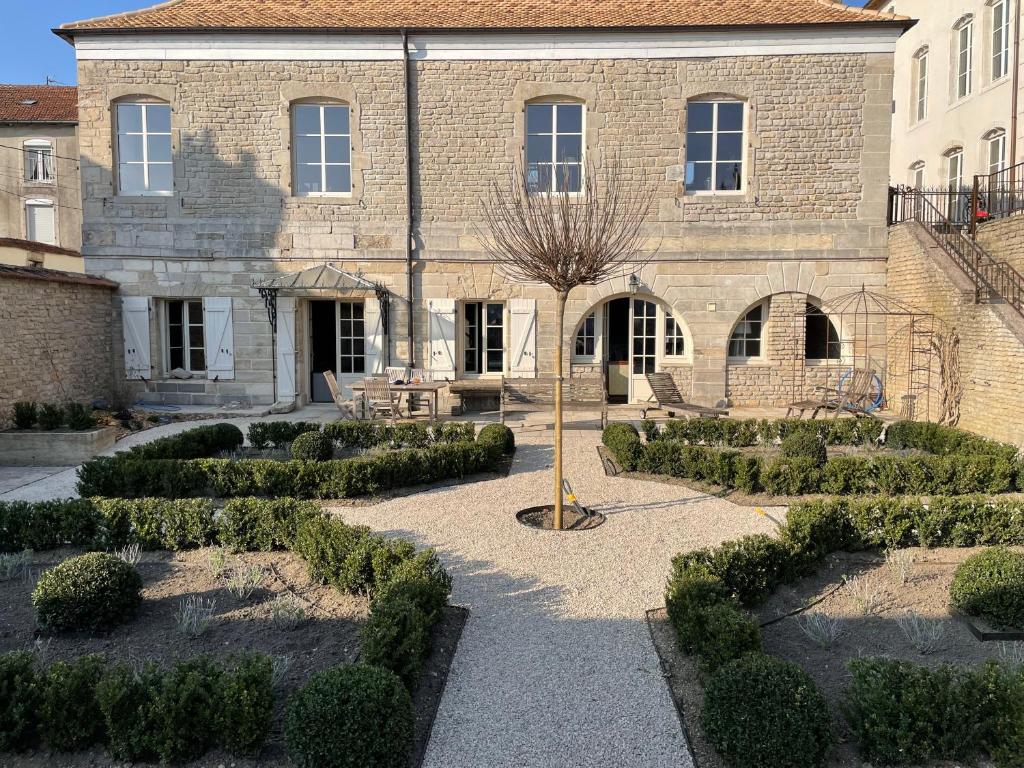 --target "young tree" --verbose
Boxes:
[479,159,655,528]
